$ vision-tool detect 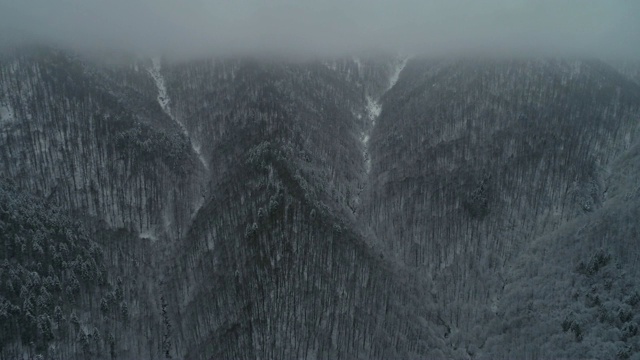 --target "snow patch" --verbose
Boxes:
[148,58,175,125]
[147,58,208,171]
[139,230,158,242]
[388,56,409,91]
[361,96,382,174]
[360,56,409,175]
[365,96,382,121]
[192,142,208,171]
[0,103,16,126]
